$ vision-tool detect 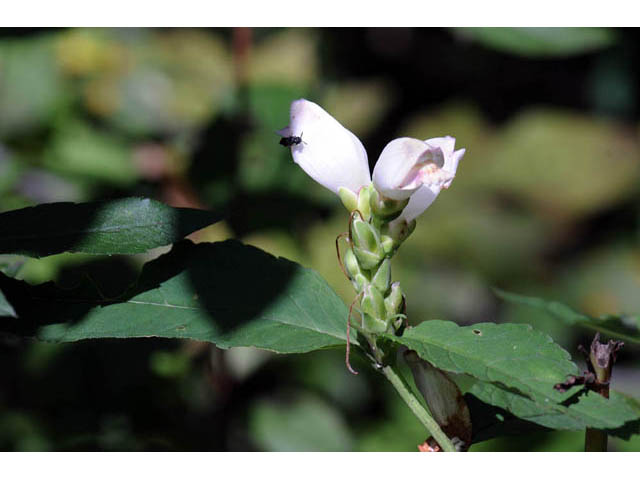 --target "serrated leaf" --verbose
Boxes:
[0,198,223,257]
[494,288,640,344]
[0,240,353,353]
[454,28,616,58]
[389,320,639,430]
[0,288,17,318]
[464,378,638,437]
